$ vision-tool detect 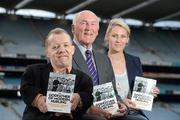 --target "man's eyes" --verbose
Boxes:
[52,45,59,49]
[64,44,70,47]
[80,21,97,26]
[51,44,70,49]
